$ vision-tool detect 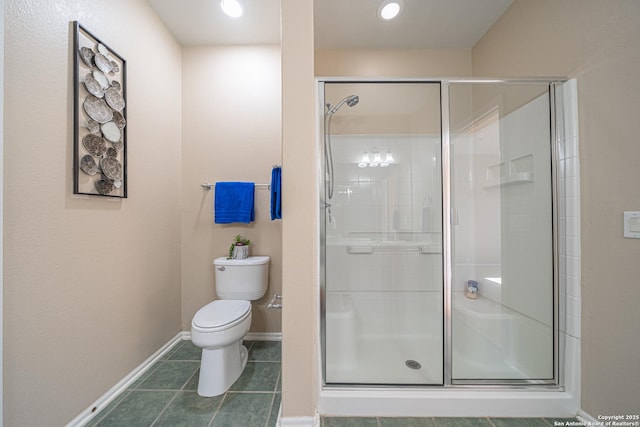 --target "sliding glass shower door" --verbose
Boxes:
[322,82,444,385]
